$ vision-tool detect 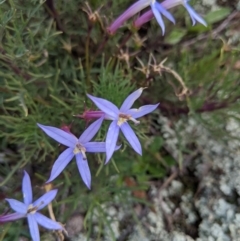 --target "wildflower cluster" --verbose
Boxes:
[0,1,207,240]
[108,0,207,34]
[1,88,158,240]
